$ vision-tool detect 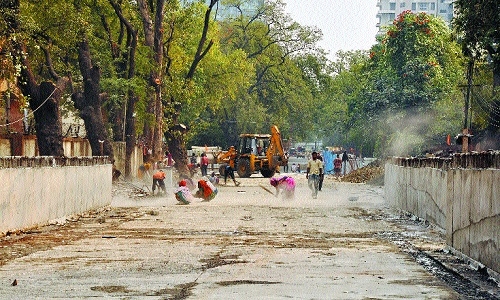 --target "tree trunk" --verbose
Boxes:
[72,39,113,159]
[166,129,189,176]
[109,0,139,177]
[161,0,218,175]
[152,83,163,161]
[137,0,166,162]
[31,81,66,156]
[17,44,65,157]
[152,0,165,162]
[111,106,125,142]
